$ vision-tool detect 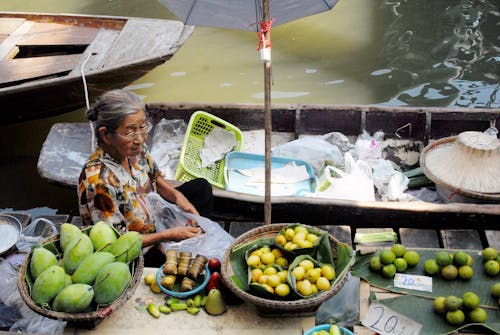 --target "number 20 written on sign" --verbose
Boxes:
[362,303,422,335]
